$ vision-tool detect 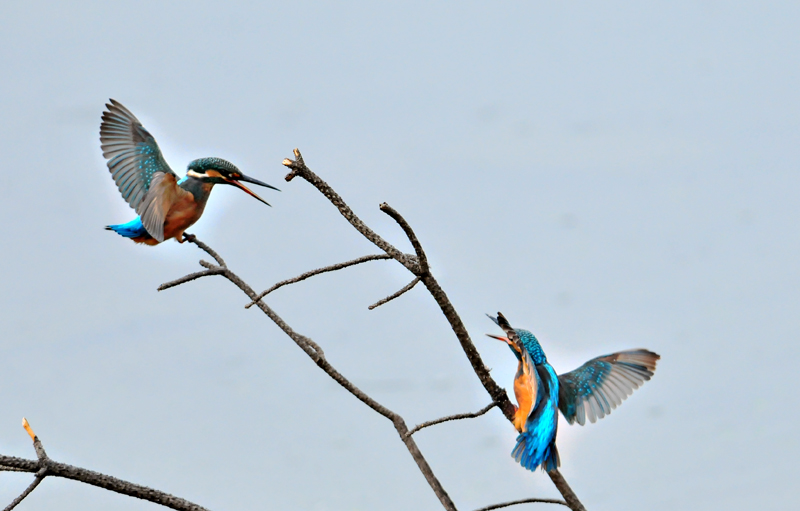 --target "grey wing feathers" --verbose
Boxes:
[100,99,176,240]
[557,349,660,425]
